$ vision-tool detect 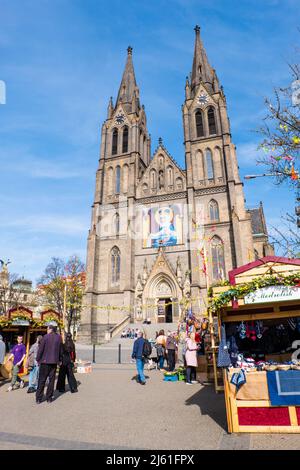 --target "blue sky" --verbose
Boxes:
[0,0,298,283]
